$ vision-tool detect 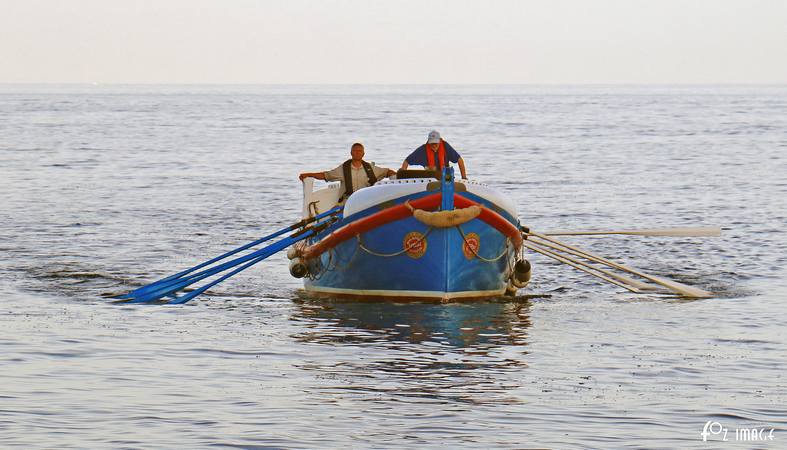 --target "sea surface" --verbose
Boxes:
[1,84,786,449]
